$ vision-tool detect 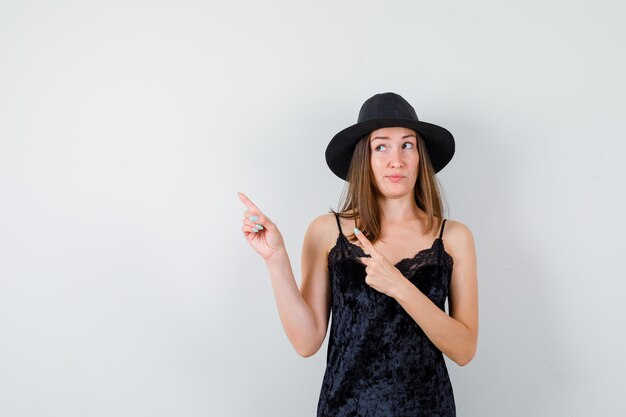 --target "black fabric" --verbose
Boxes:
[317,214,456,417]
[325,92,455,181]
